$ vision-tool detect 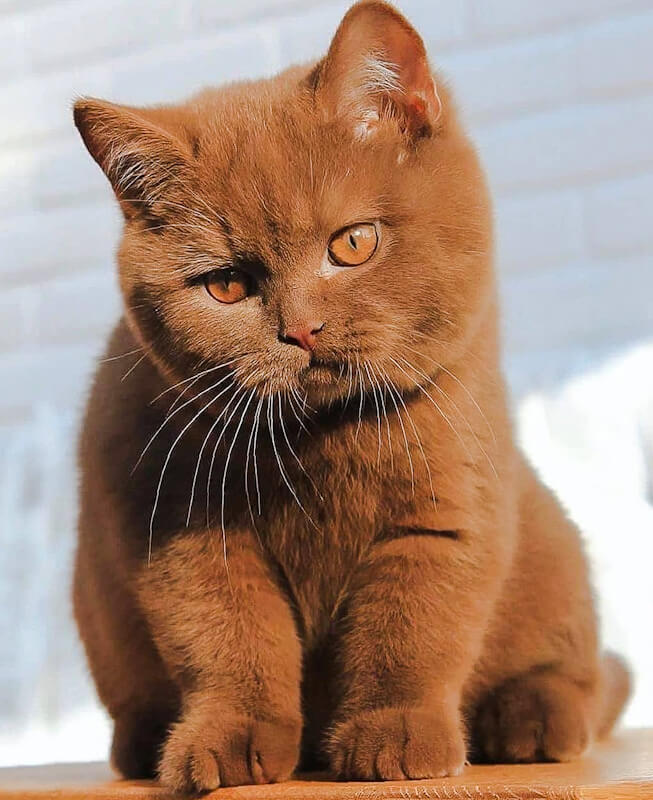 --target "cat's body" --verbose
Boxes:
[73,2,629,791]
